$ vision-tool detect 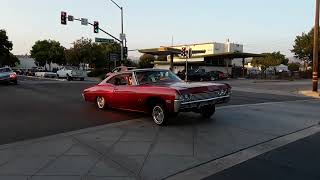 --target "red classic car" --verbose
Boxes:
[83,69,231,125]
